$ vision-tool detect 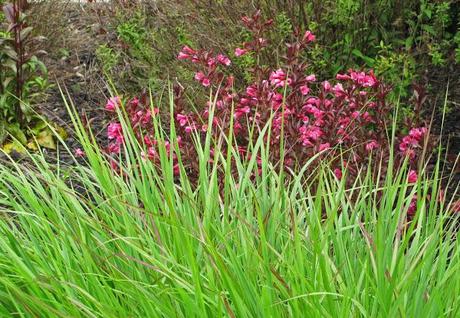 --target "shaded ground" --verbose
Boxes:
[31,2,110,164]
[423,65,460,193]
